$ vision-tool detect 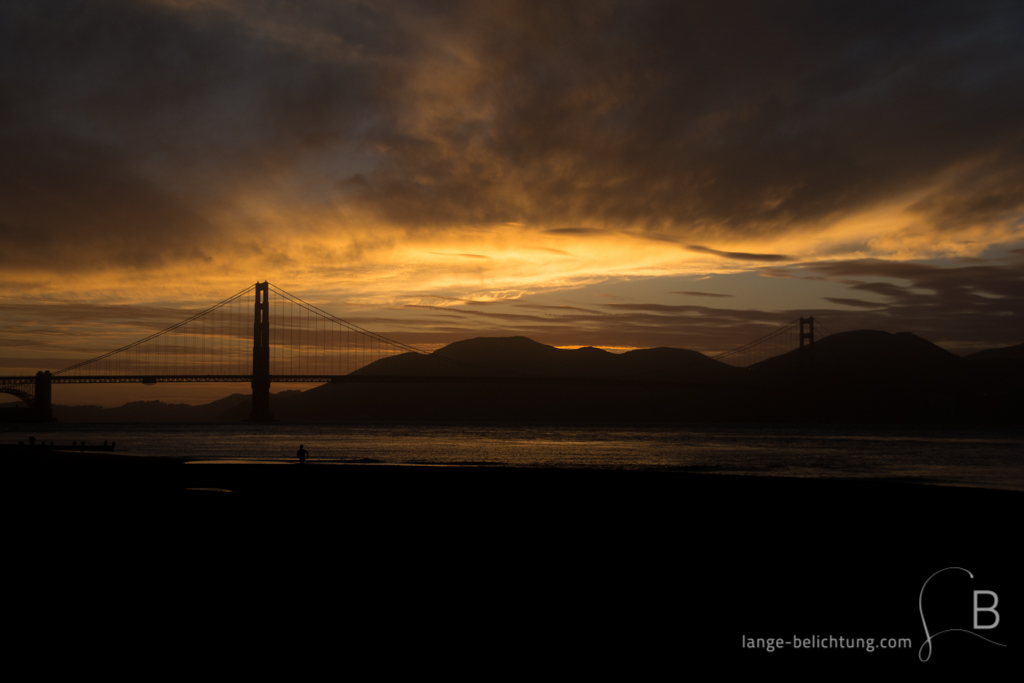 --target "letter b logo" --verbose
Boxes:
[919,568,1006,662]
[973,590,1000,630]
